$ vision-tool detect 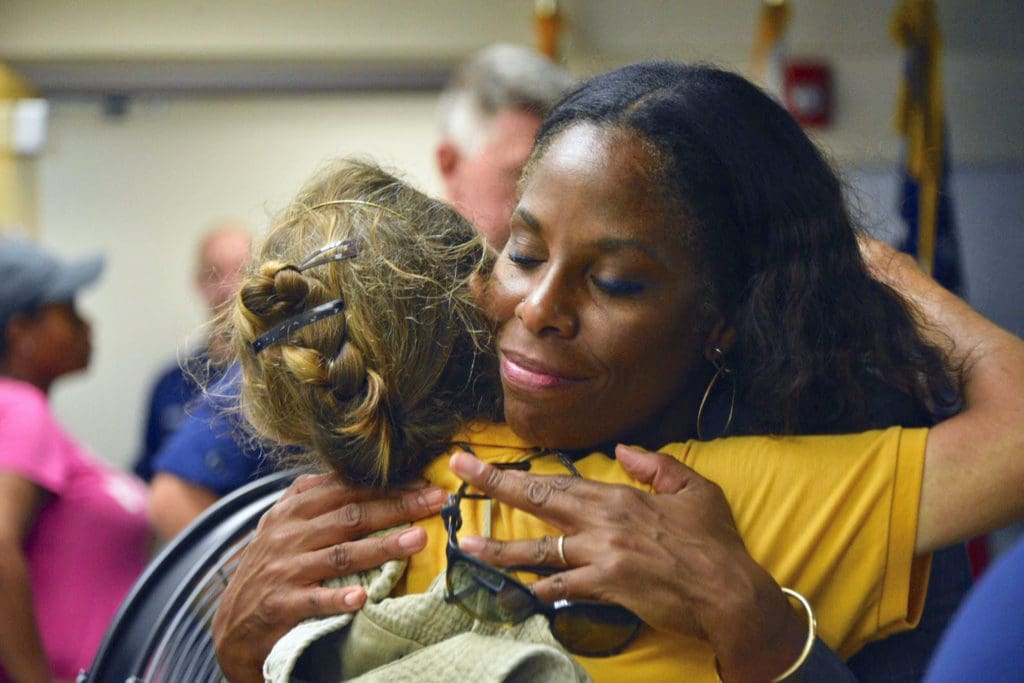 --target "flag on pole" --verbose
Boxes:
[893,1,979,574]
[890,0,964,295]
[750,0,791,101]
[533,0,564,61]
